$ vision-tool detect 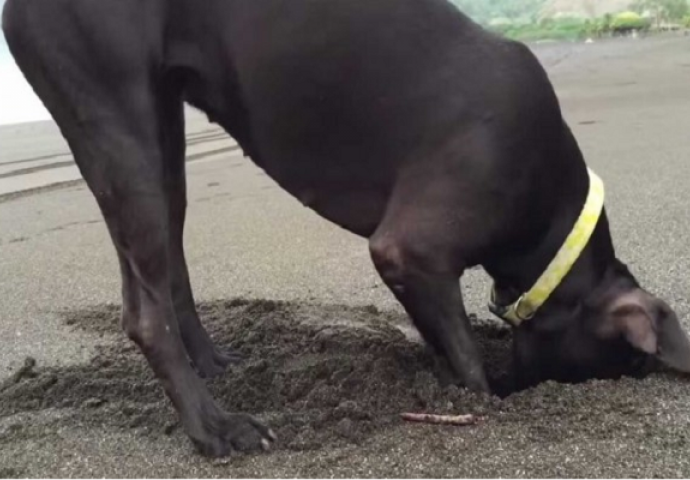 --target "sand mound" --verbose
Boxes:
[0,298,684,462]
